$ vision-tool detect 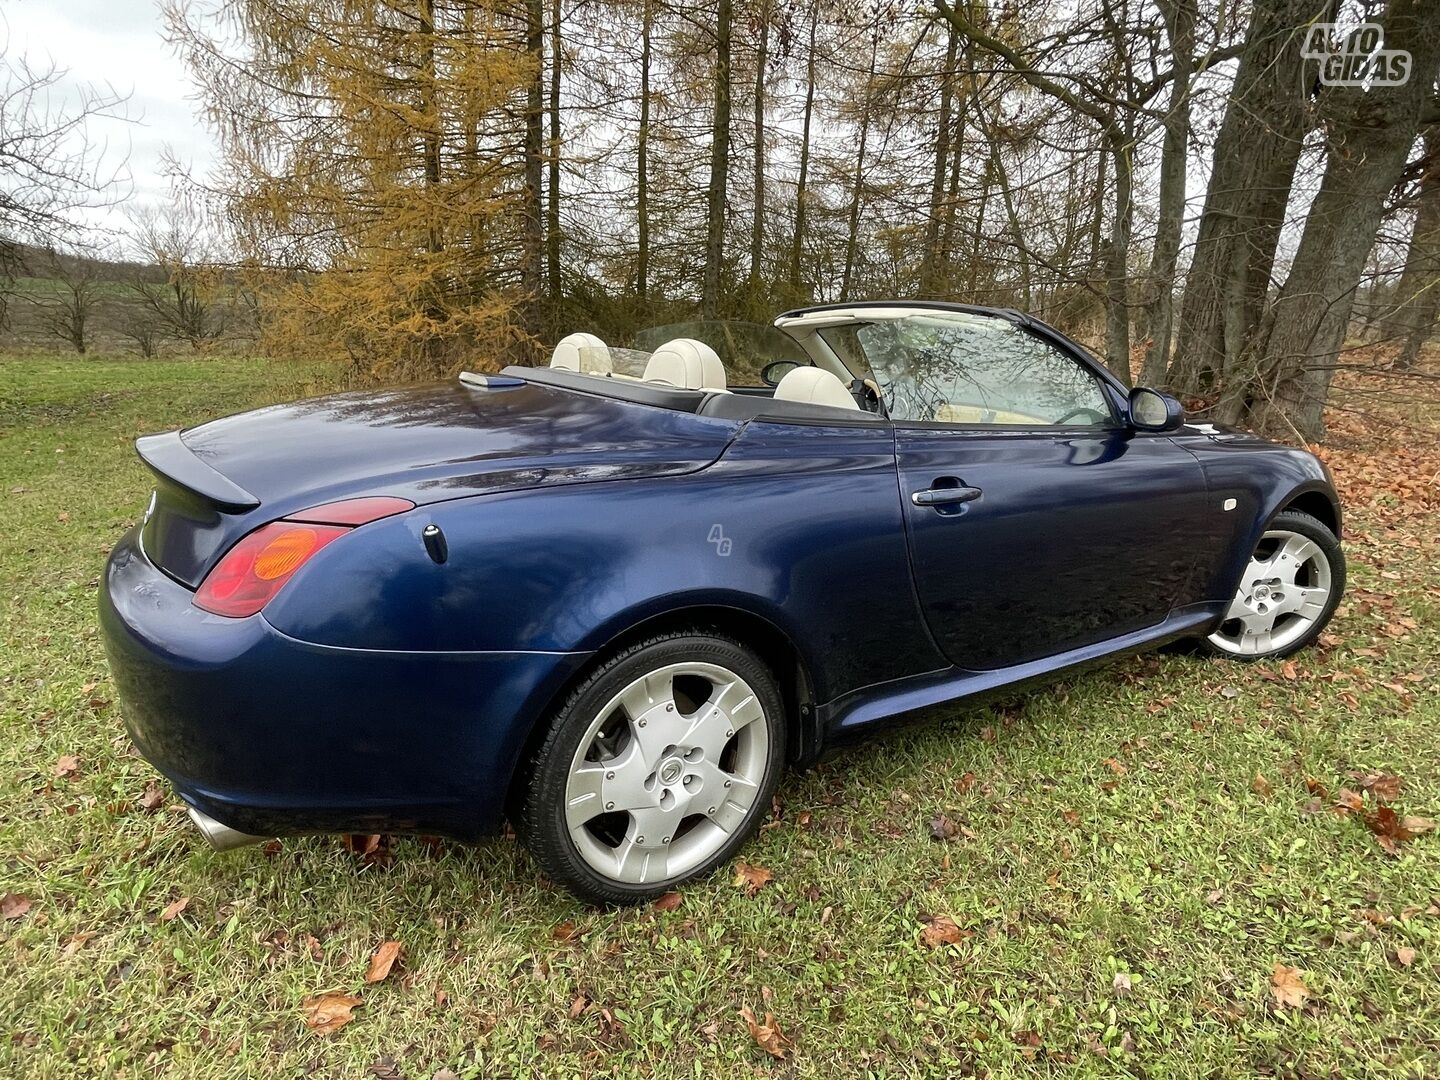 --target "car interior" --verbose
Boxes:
[518,310,1120,428]
[509,331,875,423]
